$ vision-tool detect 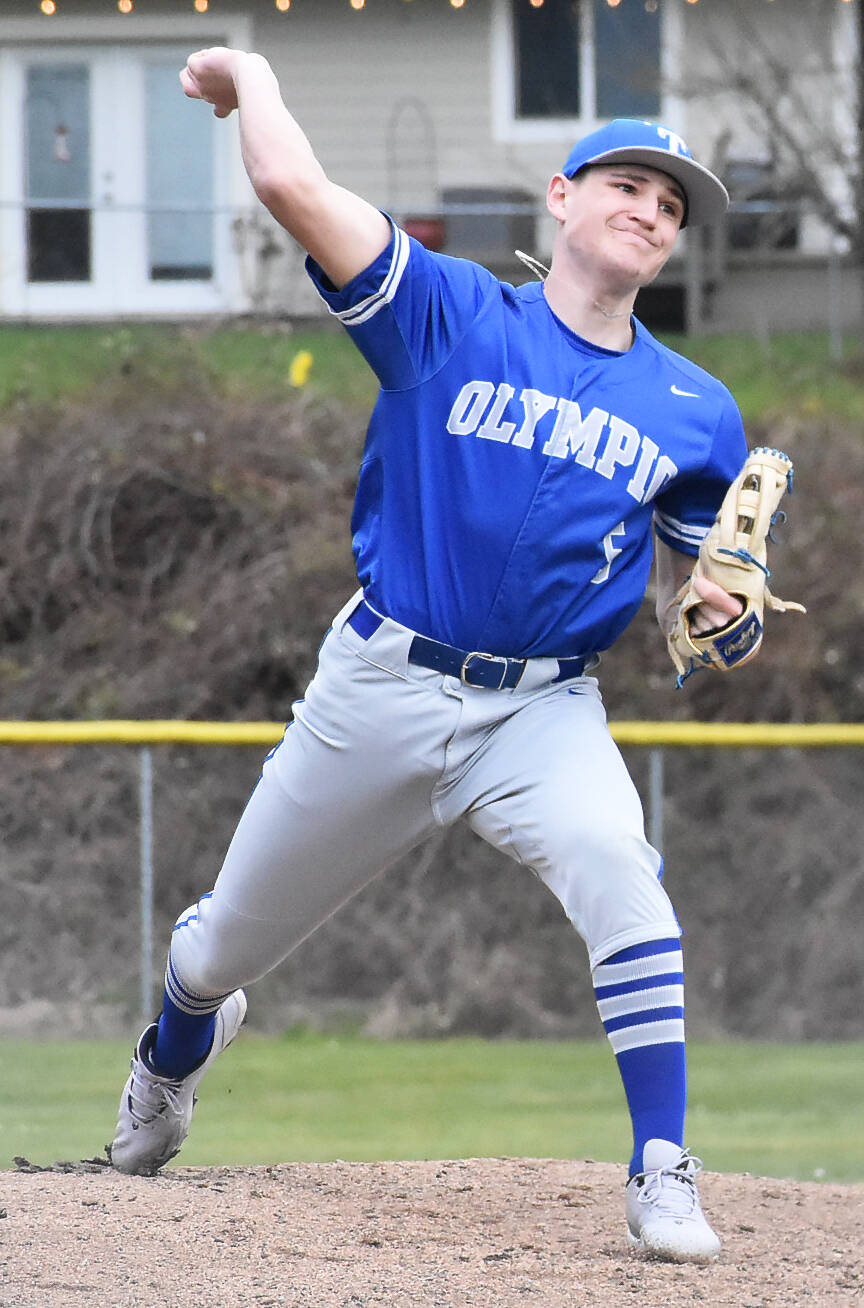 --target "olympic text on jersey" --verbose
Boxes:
[446,380,678,505]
